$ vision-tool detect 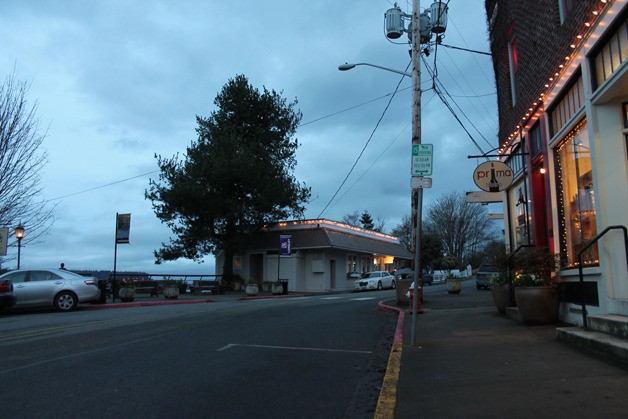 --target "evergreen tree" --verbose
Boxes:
[146,75,311,278]
[360,210,374,230]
